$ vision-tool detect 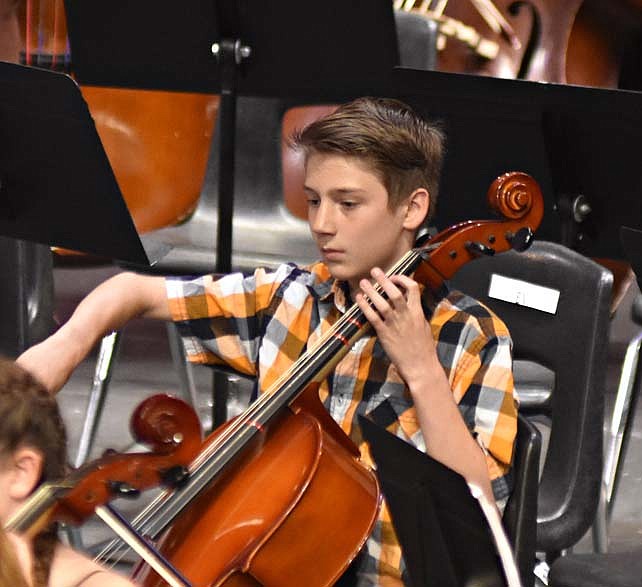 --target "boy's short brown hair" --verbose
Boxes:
[290,97,445,223]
